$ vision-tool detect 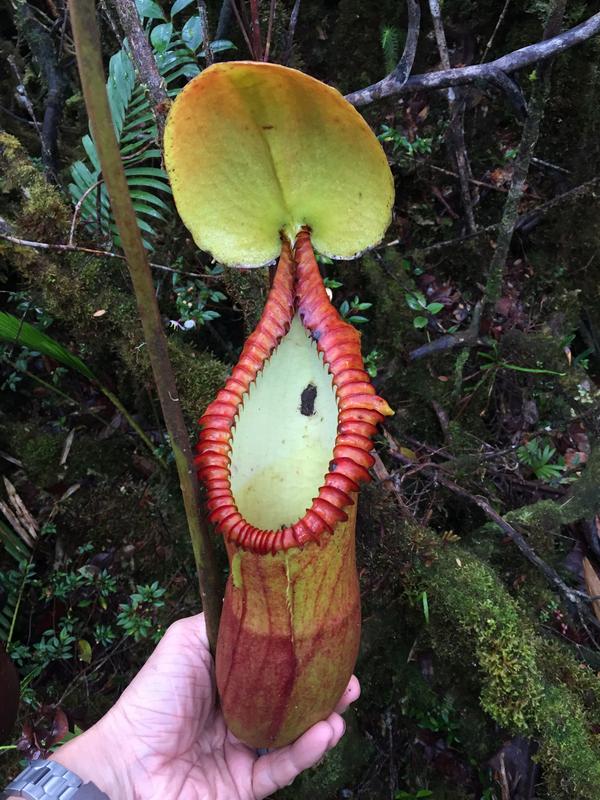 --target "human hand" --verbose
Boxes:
[50,613,360,799]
